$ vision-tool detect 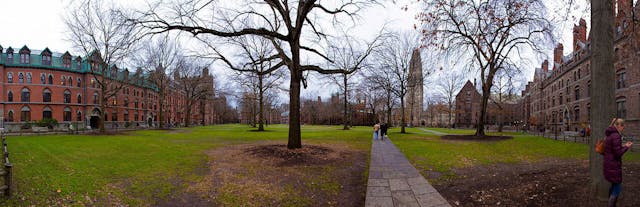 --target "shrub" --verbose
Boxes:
[125,121,131,128]
[21,122,32,130]
[35,118,59,129]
